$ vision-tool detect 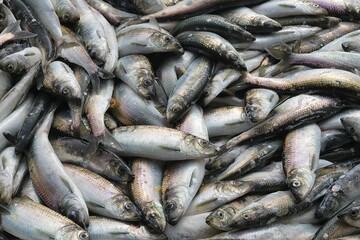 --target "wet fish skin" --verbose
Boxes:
[341,116,360,143]
[114,54,155,99]
[1,197,90,240]
[42,61,82,102]
[117,27,183,57]
[50,0,80,23]
[220,7,282,33]
[130,158,166,233]
[338,200,360,228]
[167,55,213,123]
[316,163,360,220]
[320,129,354,153]
[19,176,42,204]
[225,94,344,151]
[245,88,279,123]
[130,0,166,14]
[51,137,133,183]
[110,82,167,126]
[342,41,360,52]
[176,31,246,71]
[28,105,90,228]
[87,216,167,240]
[318,109,360,131]
[0,4,20,32]
[283,124,321,202]
[0,47,41,74]
[22,0,63,47]
[63,164,140,221]
[112,125,219,160]
[172,14,255,41]
[0,147,21,204]
[274,16,341,28]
